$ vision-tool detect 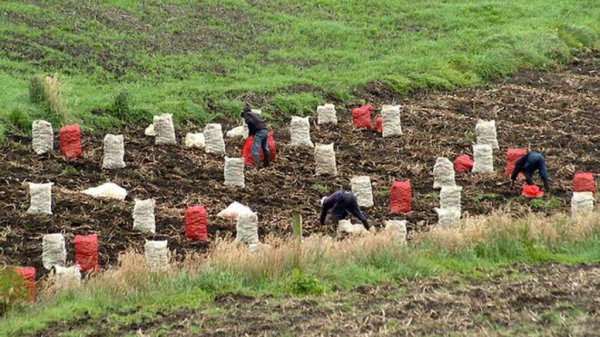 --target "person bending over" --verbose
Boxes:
[320,189,370,229]
[510,151,550,191]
